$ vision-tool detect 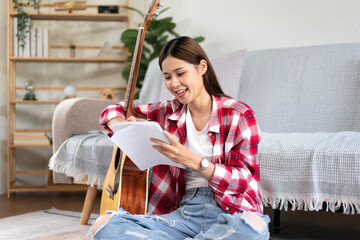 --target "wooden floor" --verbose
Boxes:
[1,192,360,239]
[0,191,101,219]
